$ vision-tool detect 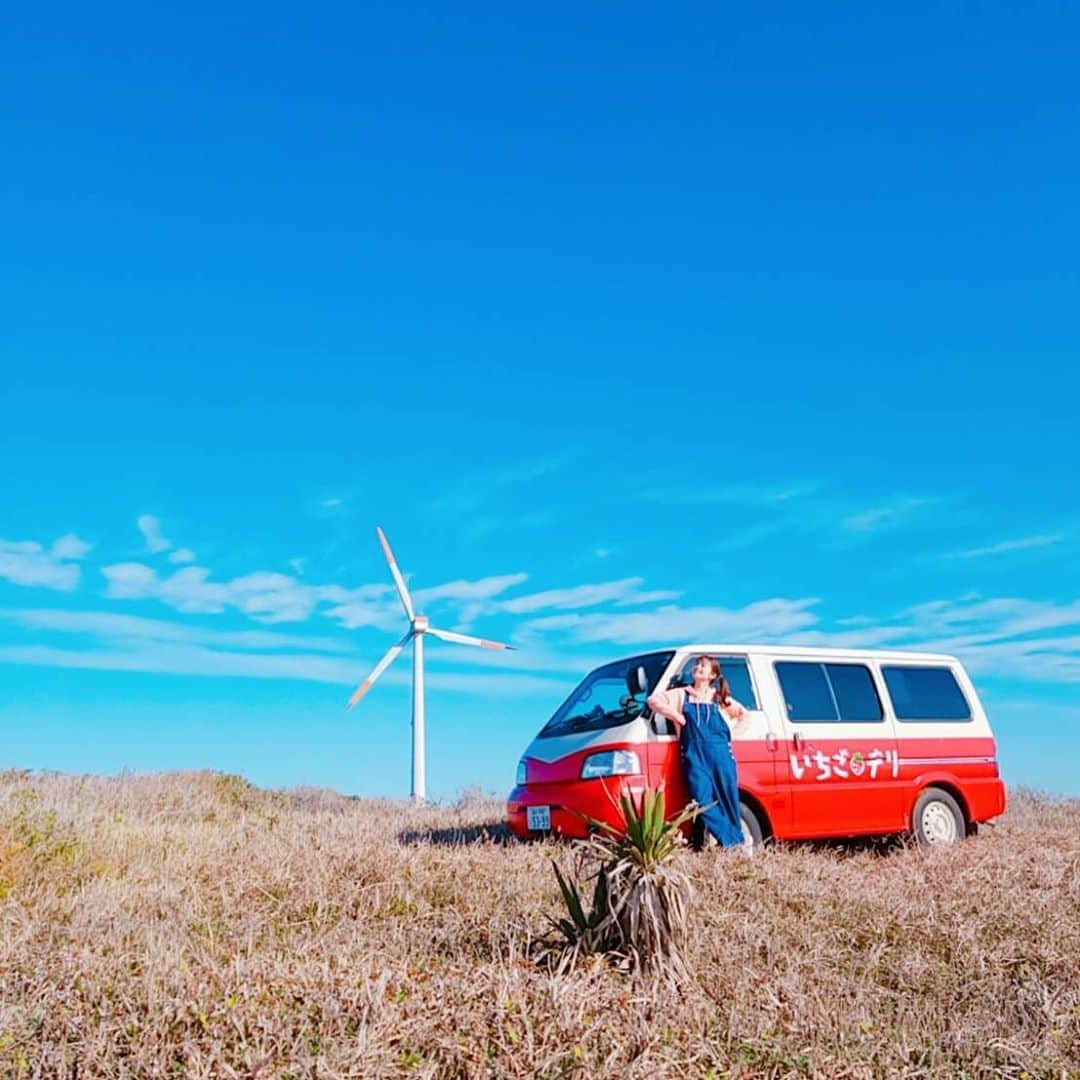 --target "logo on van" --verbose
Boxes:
[790,747,899,781]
